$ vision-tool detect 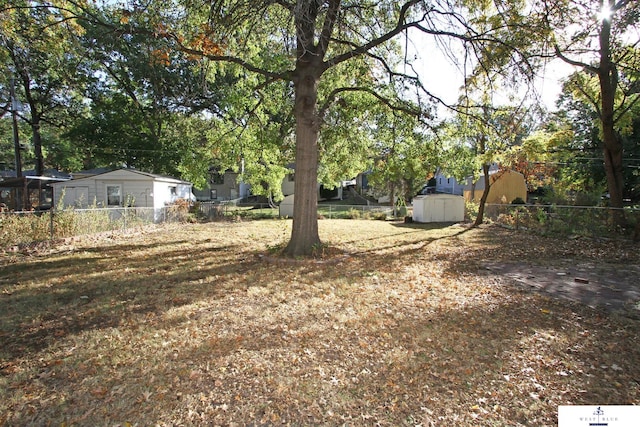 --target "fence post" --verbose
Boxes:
[123,207,127,231]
